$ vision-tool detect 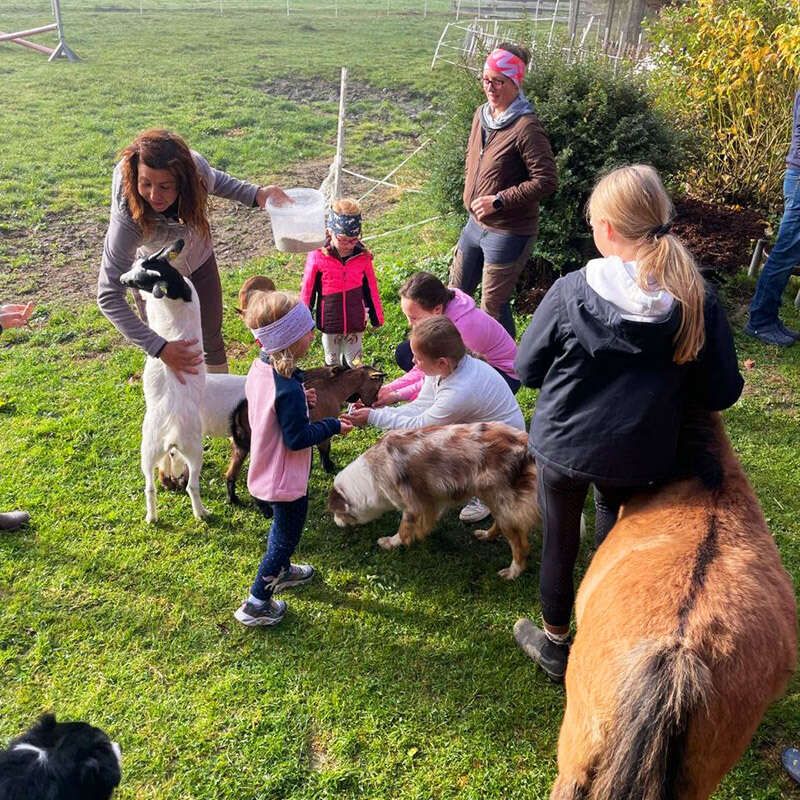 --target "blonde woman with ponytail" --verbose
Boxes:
[512,164,743,682]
